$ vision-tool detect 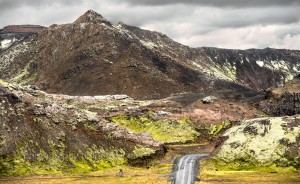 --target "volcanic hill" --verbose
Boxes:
[1,10,300,99]
[1,10,300,178]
